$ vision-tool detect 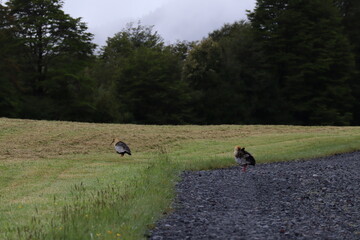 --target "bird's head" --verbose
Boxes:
[234,146,245,153]
[234,146,242,151]
[110,138,120,146]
